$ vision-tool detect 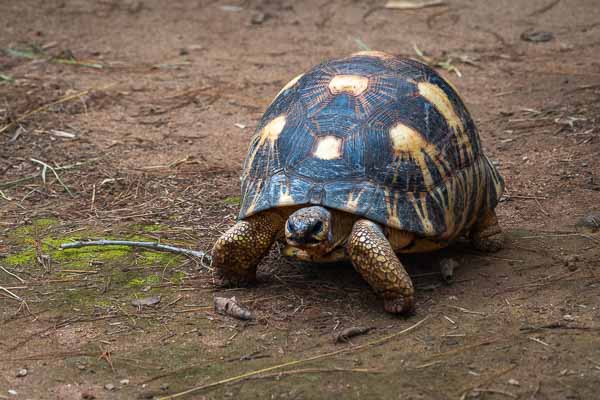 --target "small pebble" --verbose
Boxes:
[576,212,600,233]
[120,379,130,385]
[16,368,28,377]
[81,392,96,400]
[104,383,115,391]
[251,12,266,24]
[8,389,17,396]
[508,378,520,386]
[562,255,579,271]
[521,30,554,42]
[563,314,575,321]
